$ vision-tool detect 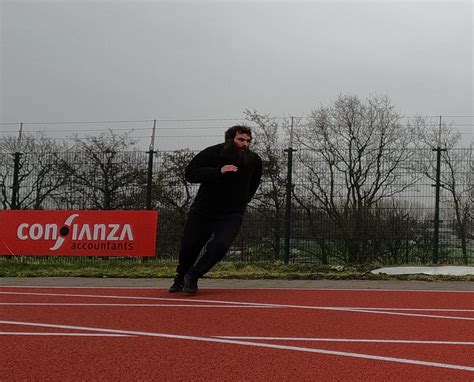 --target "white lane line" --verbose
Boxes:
[215,337,474,345]
[218,288,474,294]
[0,291,273,307]
[0,290,470,311]
[0,303,275,308]
[1,320,473,373]
[343,308,474,322]
[0,332,131,337]
[355,308,474,313]
[2,302,472,318]
[1,291,472,321]
[1,298,473,313]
